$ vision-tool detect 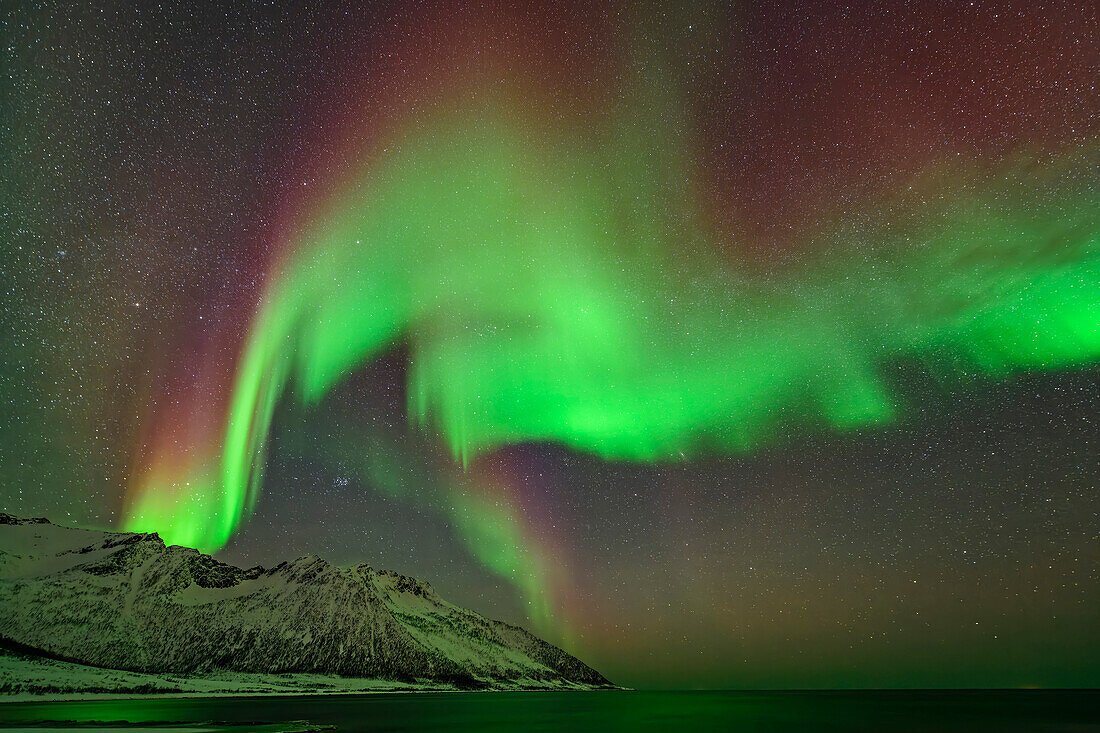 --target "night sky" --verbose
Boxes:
[2,1,1097,690]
